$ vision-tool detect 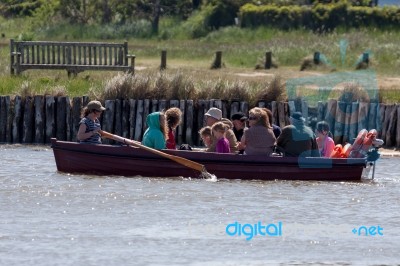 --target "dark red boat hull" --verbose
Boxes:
[51,139,367,181]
